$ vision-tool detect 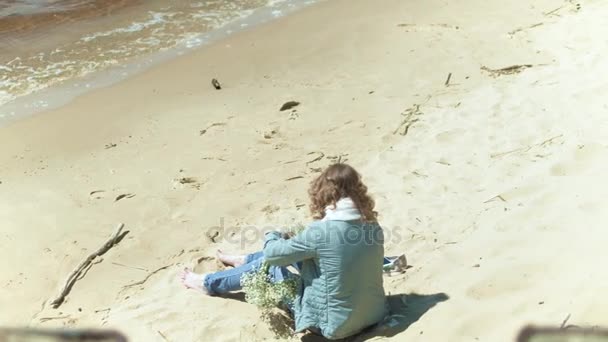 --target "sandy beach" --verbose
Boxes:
[2,0,608,340]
